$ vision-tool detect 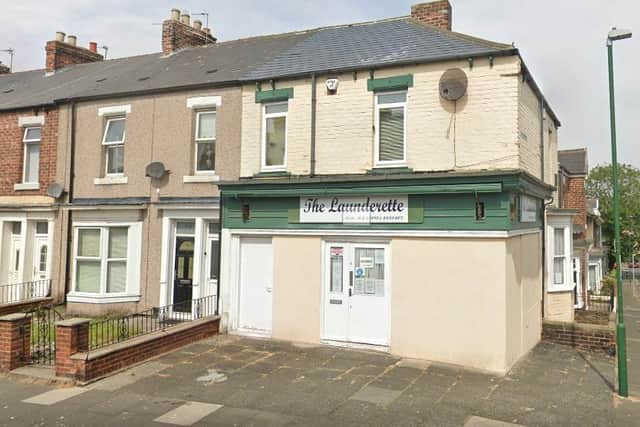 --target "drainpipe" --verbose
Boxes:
[310,73,317,176]
[539,99,546,317]
[215,195,223,316]
[63,101,77,300]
